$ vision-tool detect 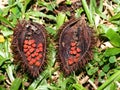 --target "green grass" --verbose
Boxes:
[0,0,120,90]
